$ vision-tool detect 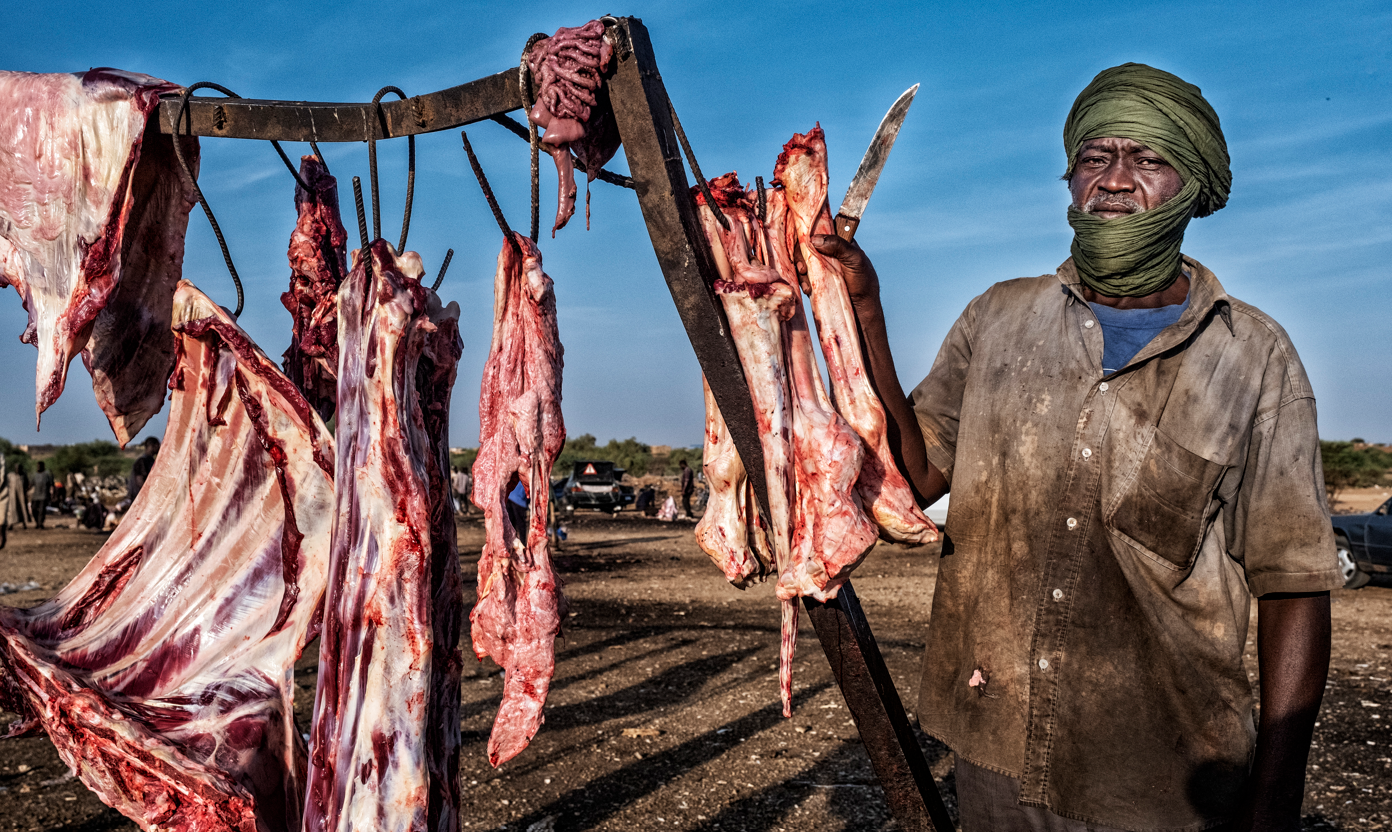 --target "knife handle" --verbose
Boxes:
[834,213,860,242]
